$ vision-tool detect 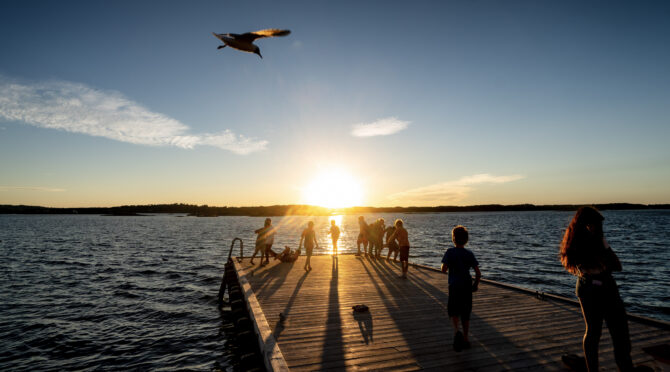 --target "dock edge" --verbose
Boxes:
[234,260,289,372]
